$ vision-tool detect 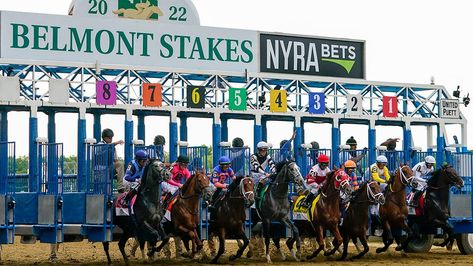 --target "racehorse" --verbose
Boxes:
[102,159,171,265]
[376,164,415,253]
[338,181,385,260]
[257,161,307,263]
[306,168,354,260]
[151,171,212,258]
[208,176,255,263]
[407,165,463,249]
